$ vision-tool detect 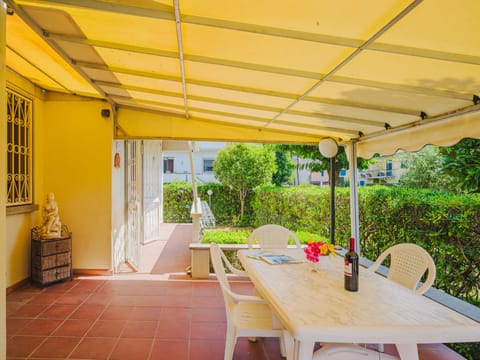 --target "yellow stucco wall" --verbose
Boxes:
[5,71,46,287]
[43,96,113,270]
